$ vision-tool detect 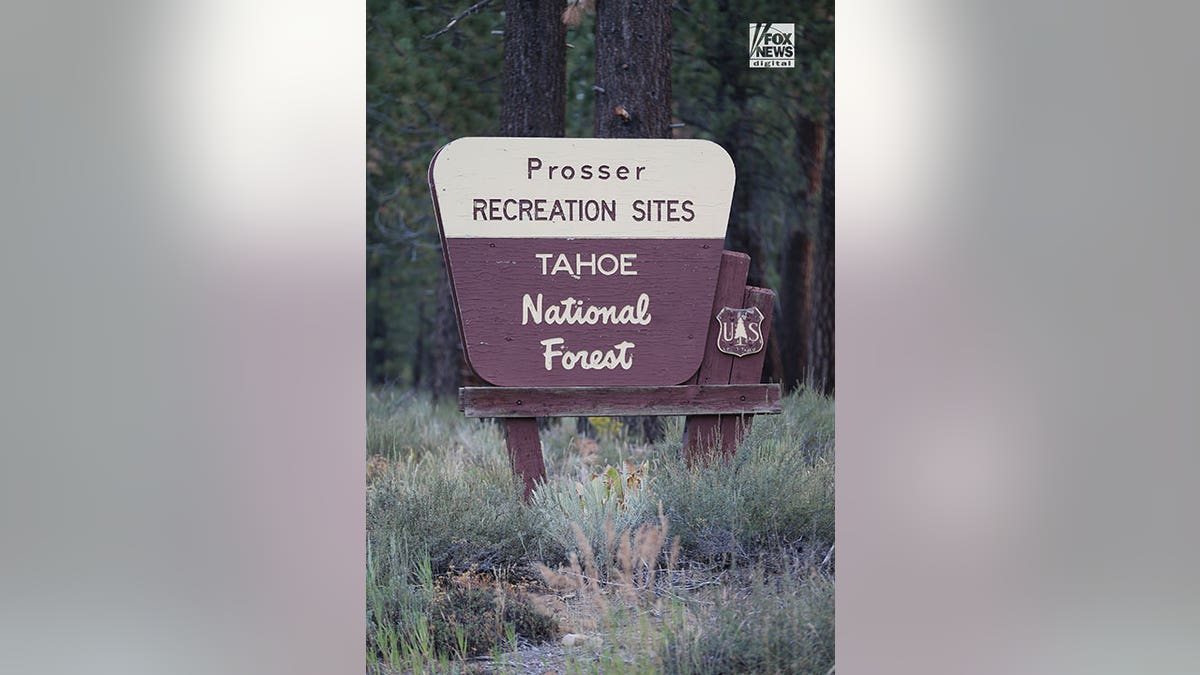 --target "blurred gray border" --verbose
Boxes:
[2,1,1199,673]
[837,1,1200,673]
